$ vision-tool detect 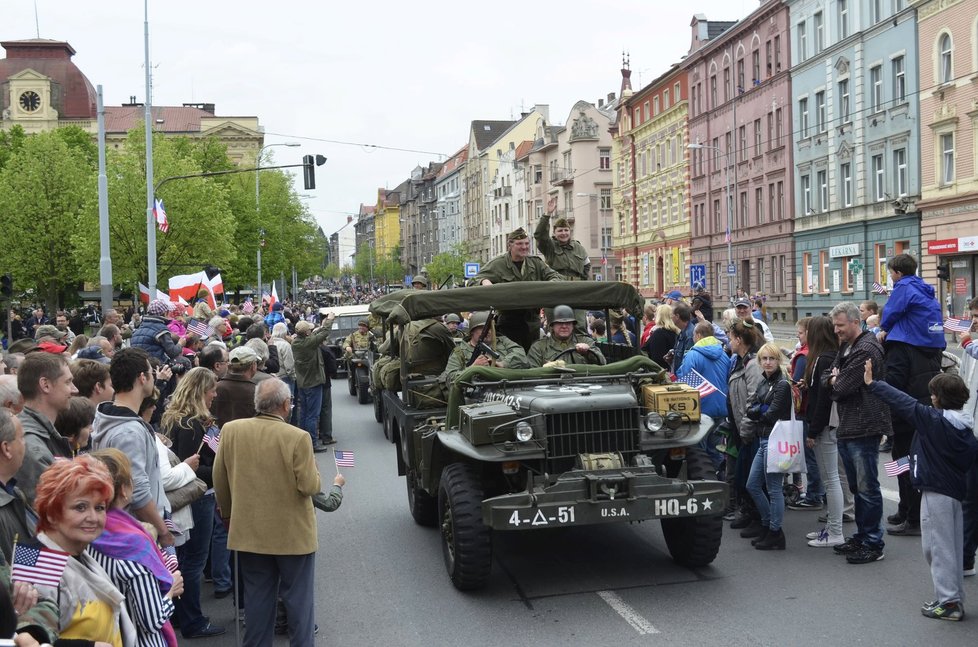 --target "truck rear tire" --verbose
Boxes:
[356,370,371,404]
[373,391,384,423]
[660,448,723,568]
[438,463,492,590]
[407,469,437,527]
